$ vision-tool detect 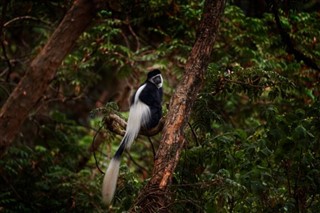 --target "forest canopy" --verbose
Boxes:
[0,0,319,212]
